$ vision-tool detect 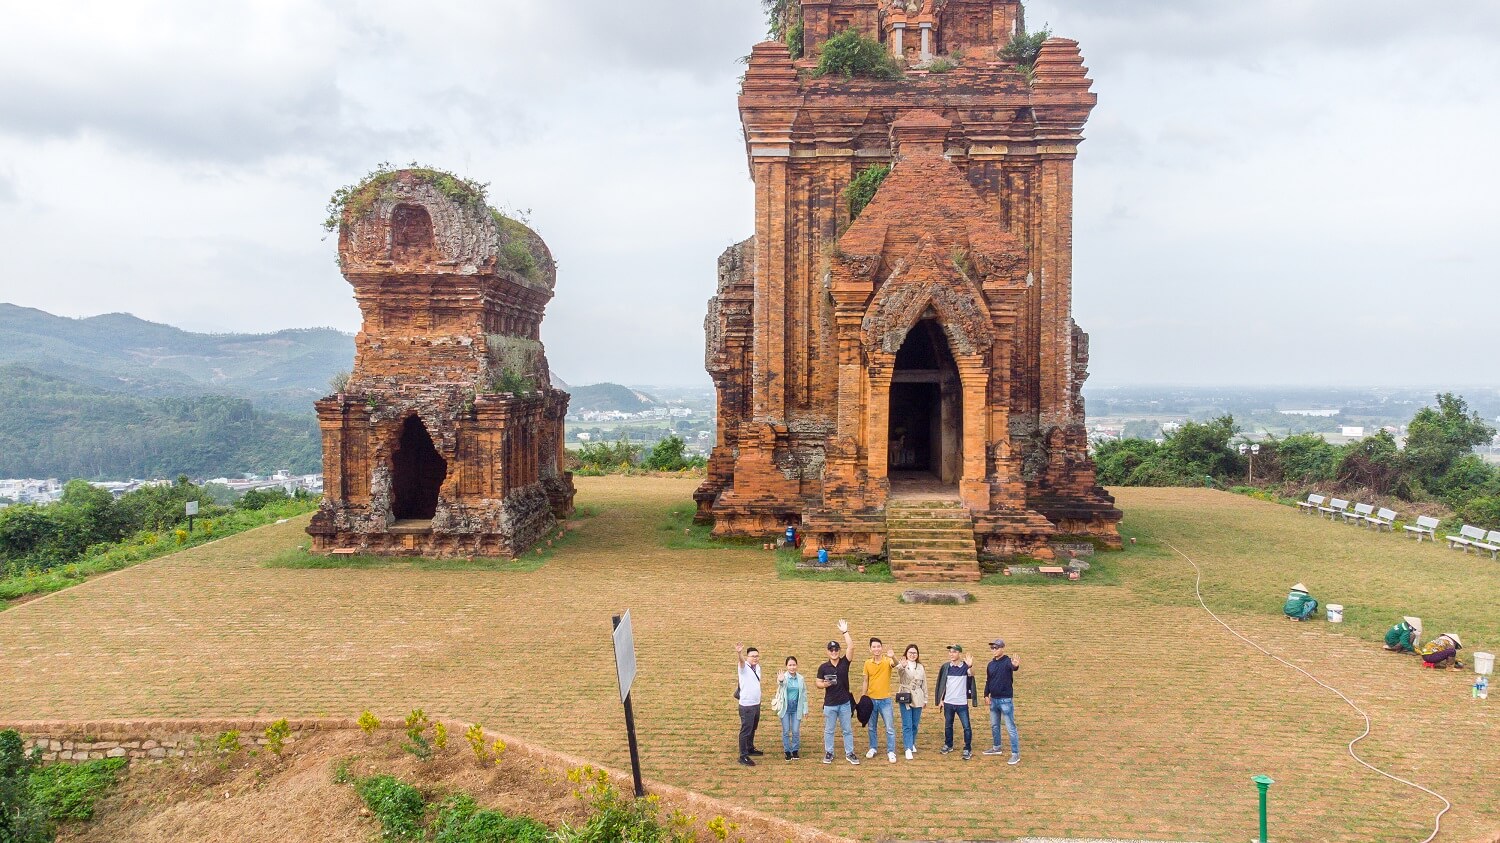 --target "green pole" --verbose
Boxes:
[1253,774,1274,843]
